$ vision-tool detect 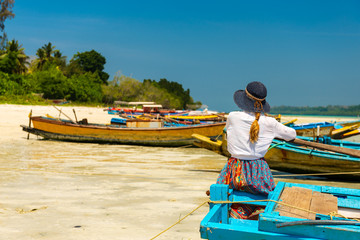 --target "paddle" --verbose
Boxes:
[52,104,75,123]
[27,109,32,139]
[288,138,360,158]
